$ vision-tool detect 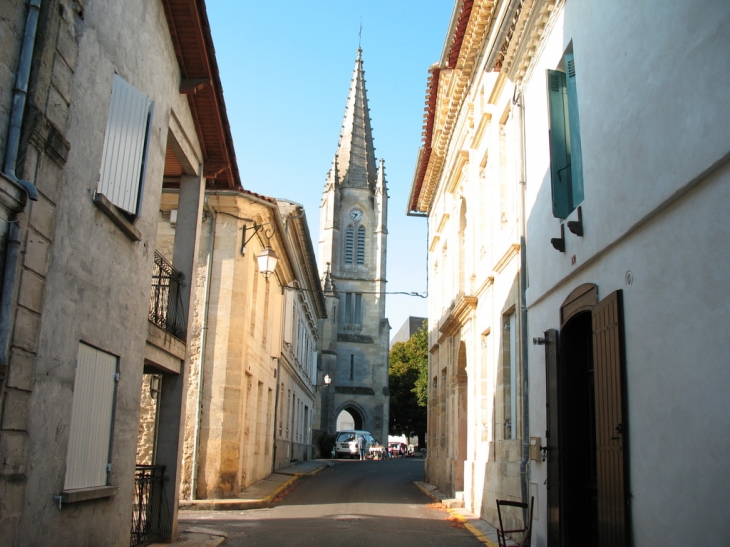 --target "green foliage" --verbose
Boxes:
[388,320,428,442]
